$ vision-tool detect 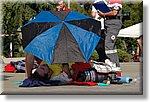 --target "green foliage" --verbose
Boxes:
[2,2,37,34]
[116,37,138,53]
[70,2,92,16]
[2,1,143,59]
[90,50,99,60]
[2,2,54,57]
[116,1,143,55]
[117,49,133,62]
[2,2,37,57]
[122,1,143,28]
[14,51,26,57]
[116,38,127,51]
